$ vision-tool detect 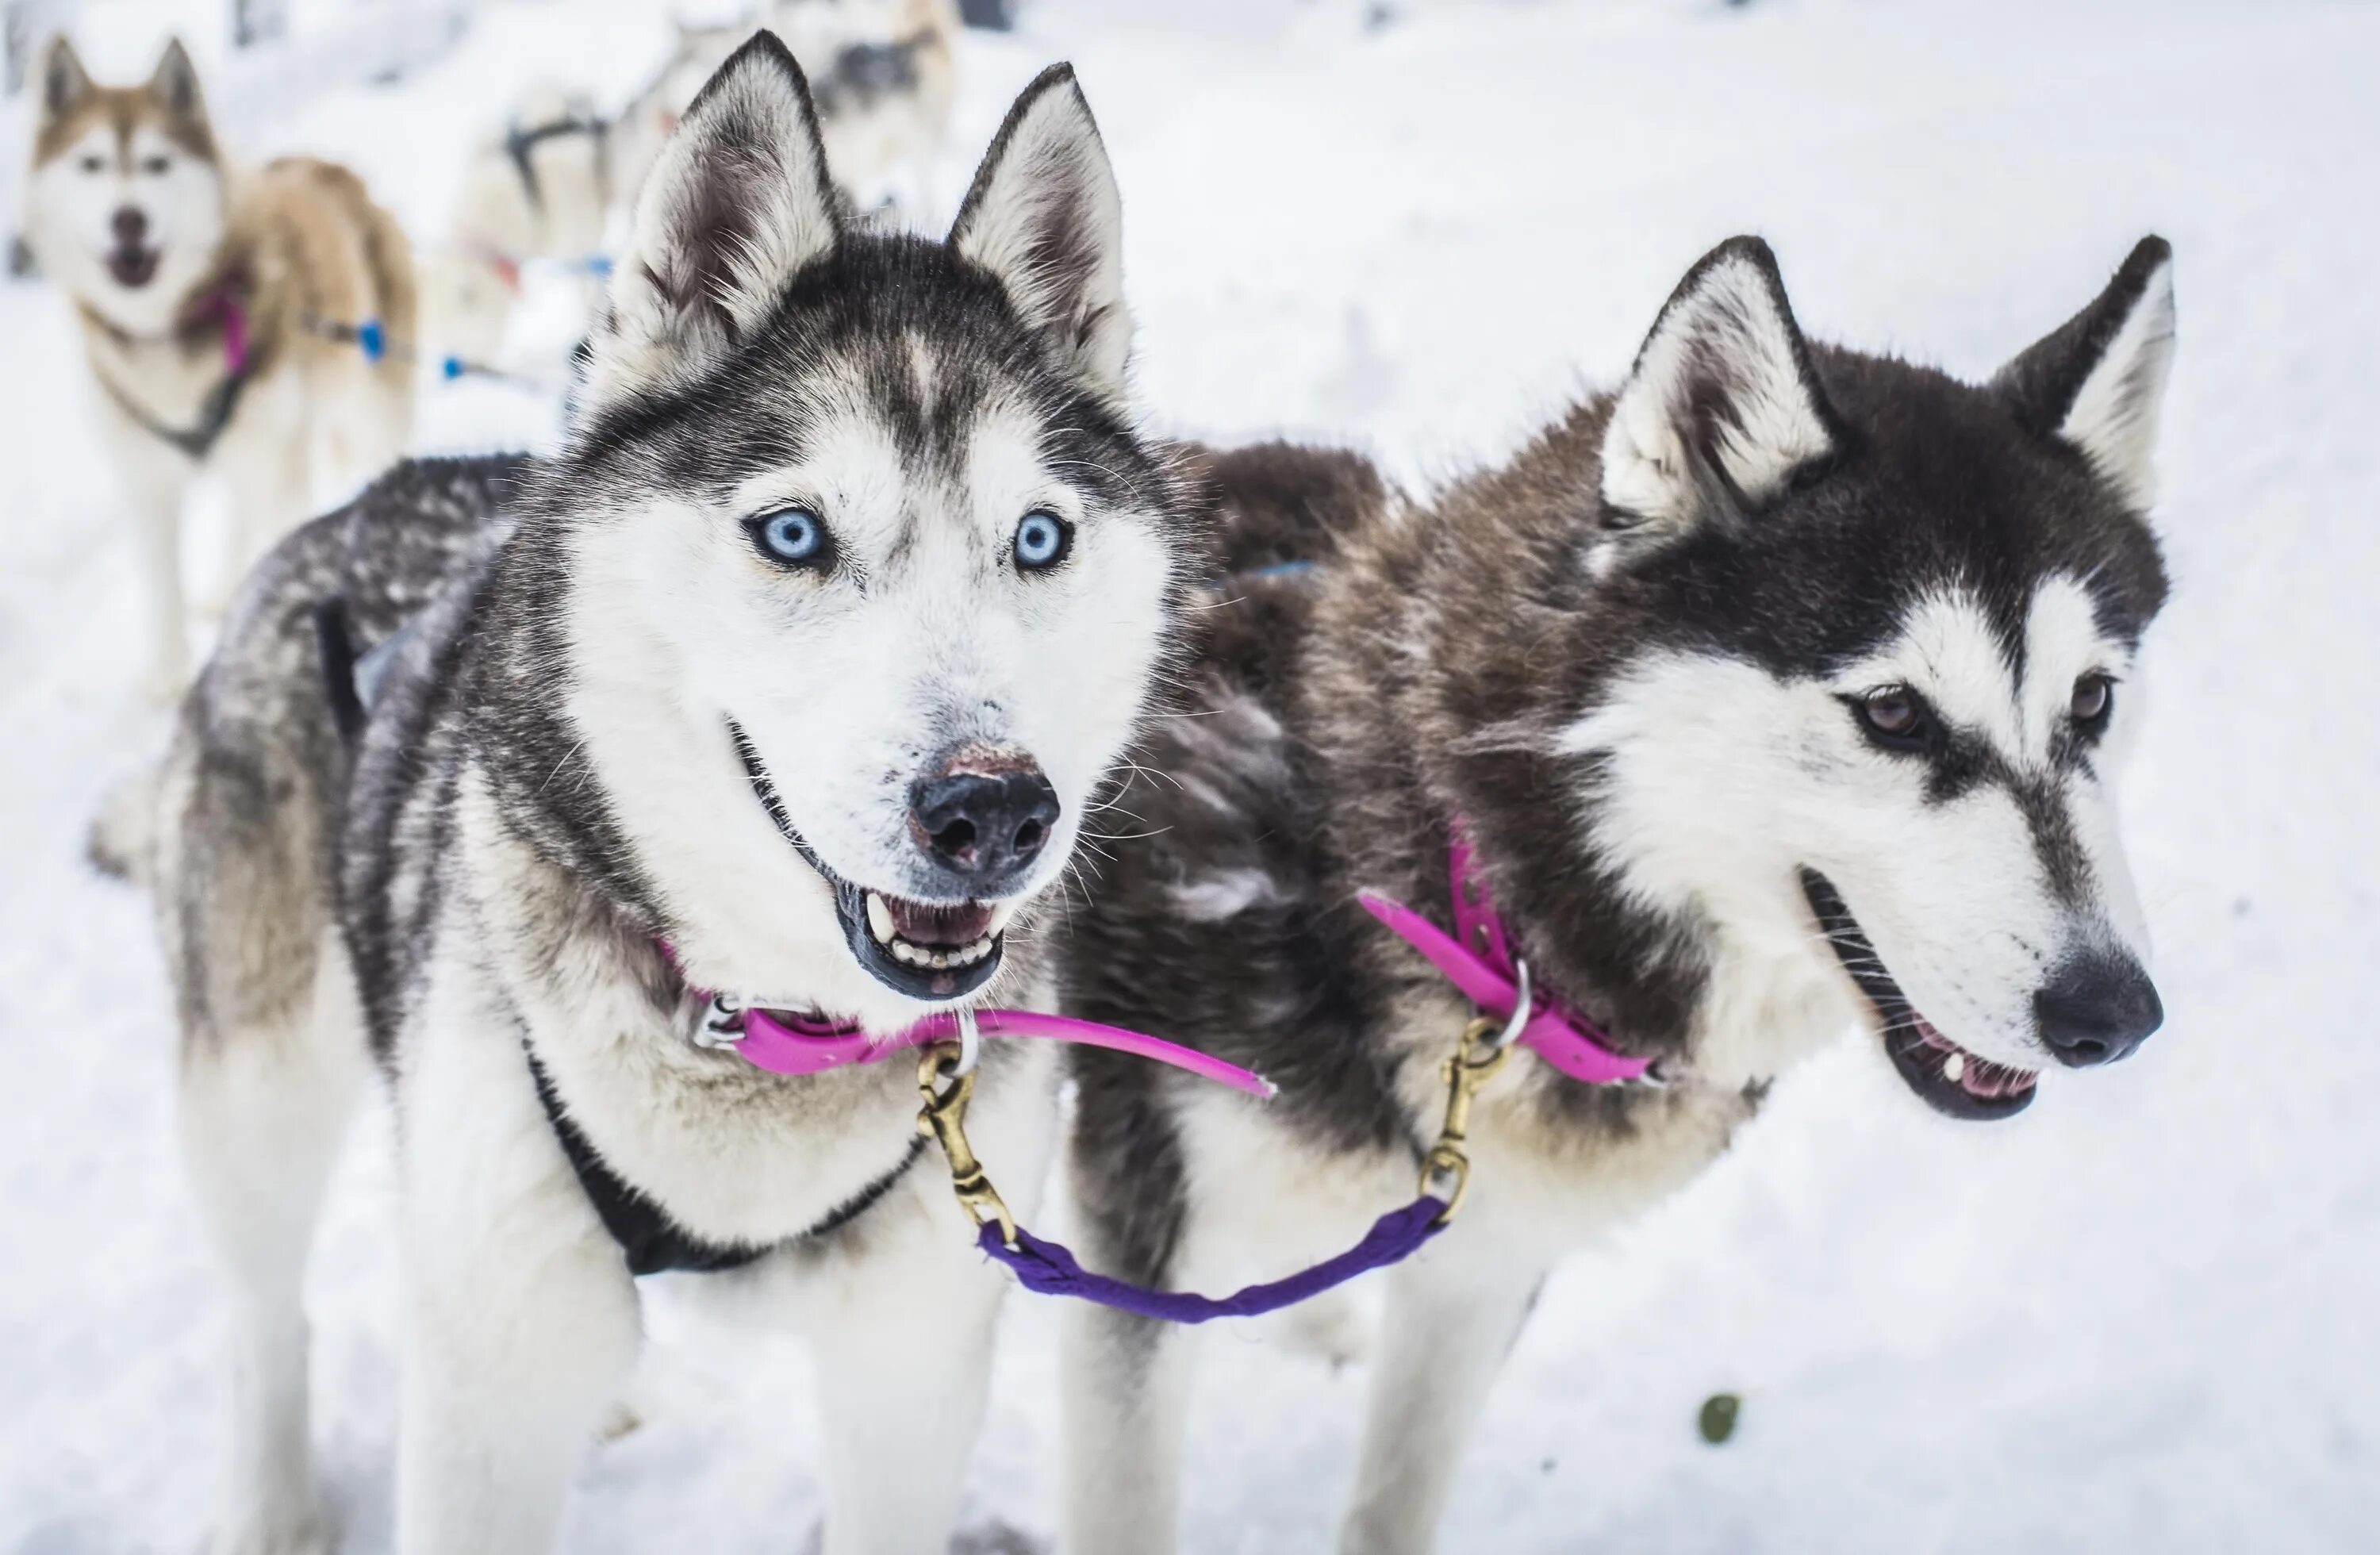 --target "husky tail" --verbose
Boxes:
[88,763,162,884]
